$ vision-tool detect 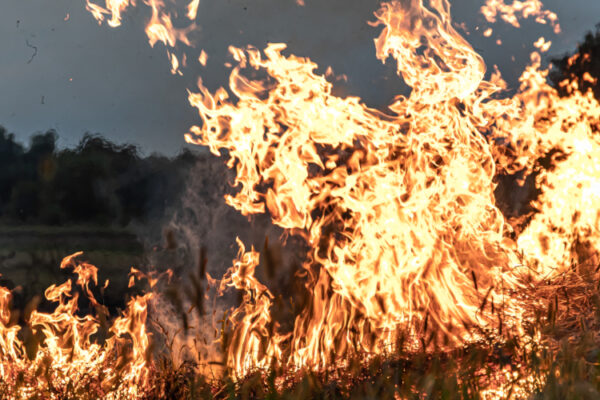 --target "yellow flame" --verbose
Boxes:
[183,0,541,374]
[187,0,200,20]
[85,0,134,27]
[4,0,597,393]
[481,0,561,33]
[183,0,600,377]
[86,0,196,75]
[0,253,154,399]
